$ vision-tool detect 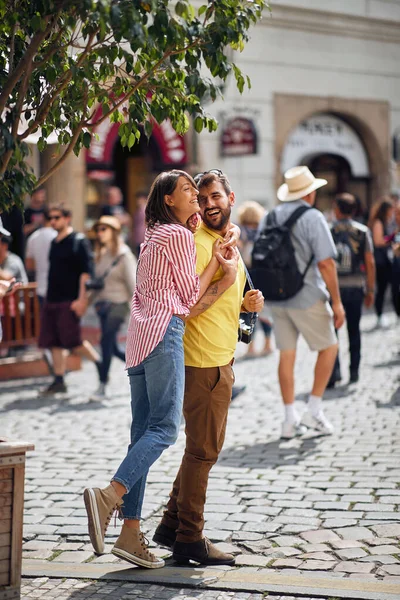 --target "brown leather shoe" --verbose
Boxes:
[173,537,235,566]
[83,484,123,555]
[152,523,176,549]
